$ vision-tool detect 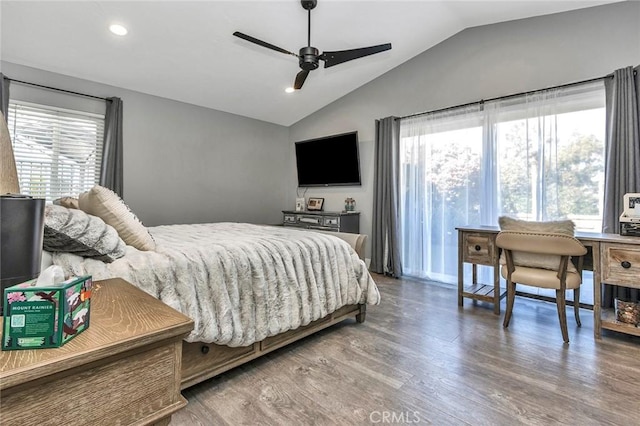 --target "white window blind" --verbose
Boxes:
[7,101,104,202]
